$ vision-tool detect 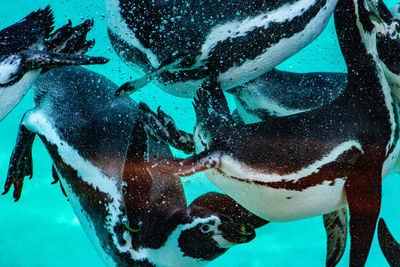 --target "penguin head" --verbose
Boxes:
[0,6,108,120]
[176,215,255,262]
